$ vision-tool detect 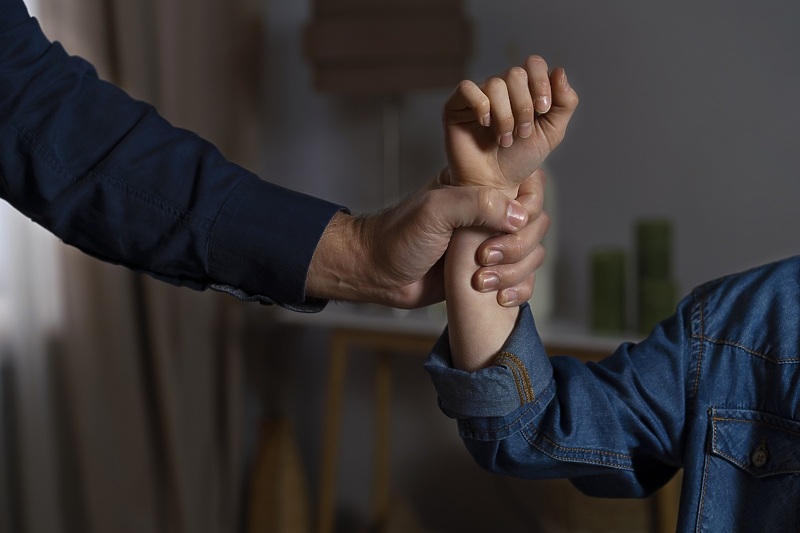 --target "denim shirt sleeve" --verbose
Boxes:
[425,300,691,498]
[0,4,343,312]
[425,303,554,419]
